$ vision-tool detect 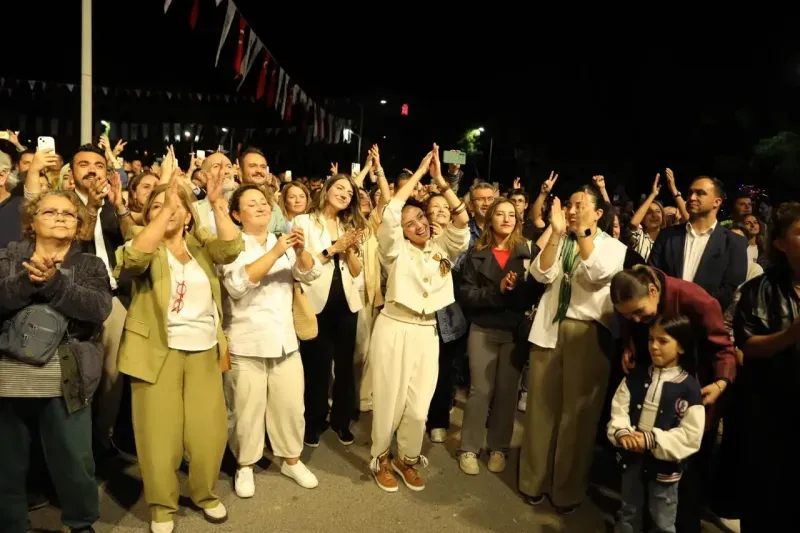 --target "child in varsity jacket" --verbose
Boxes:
[607,314,705,533]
